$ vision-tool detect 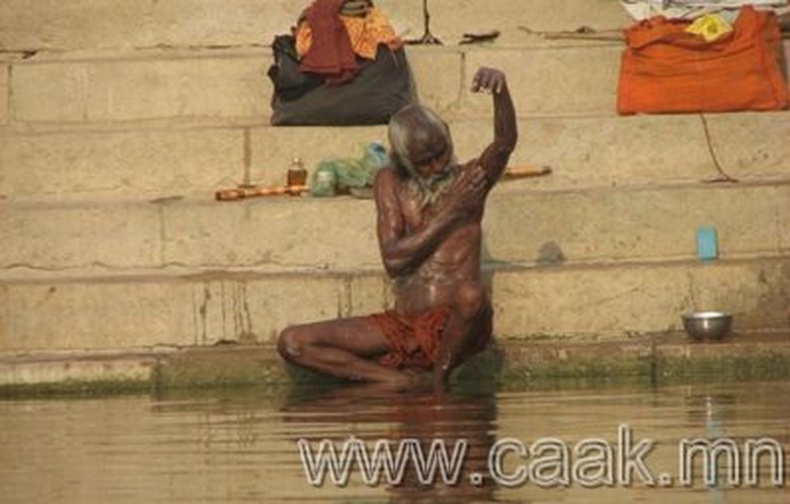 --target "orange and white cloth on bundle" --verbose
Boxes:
[617,6,789,114]
[294,0,401,84]
[296,2,400,60]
